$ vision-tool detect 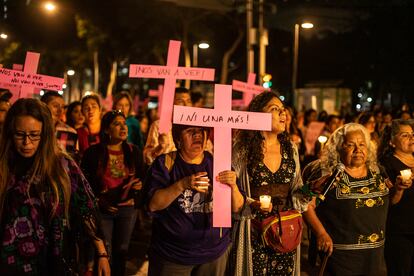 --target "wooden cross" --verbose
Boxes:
[129,40,215,134]
[173,84,272,227]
